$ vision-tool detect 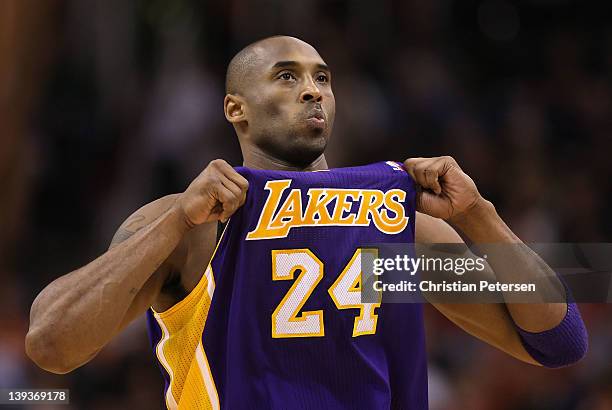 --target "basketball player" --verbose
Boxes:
[26,36,587,409]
